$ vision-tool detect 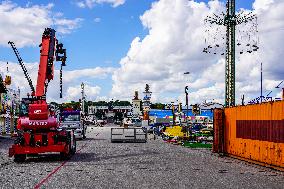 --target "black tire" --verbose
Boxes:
[82,124,87,139]
[60,152,70,160]
[28,153,38,157]
[60,145,71,160]
[14,154,26,163]
[83,130,86,139]
[14,135,25,145]
[70,134,76,155]
[60,131,72,160]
